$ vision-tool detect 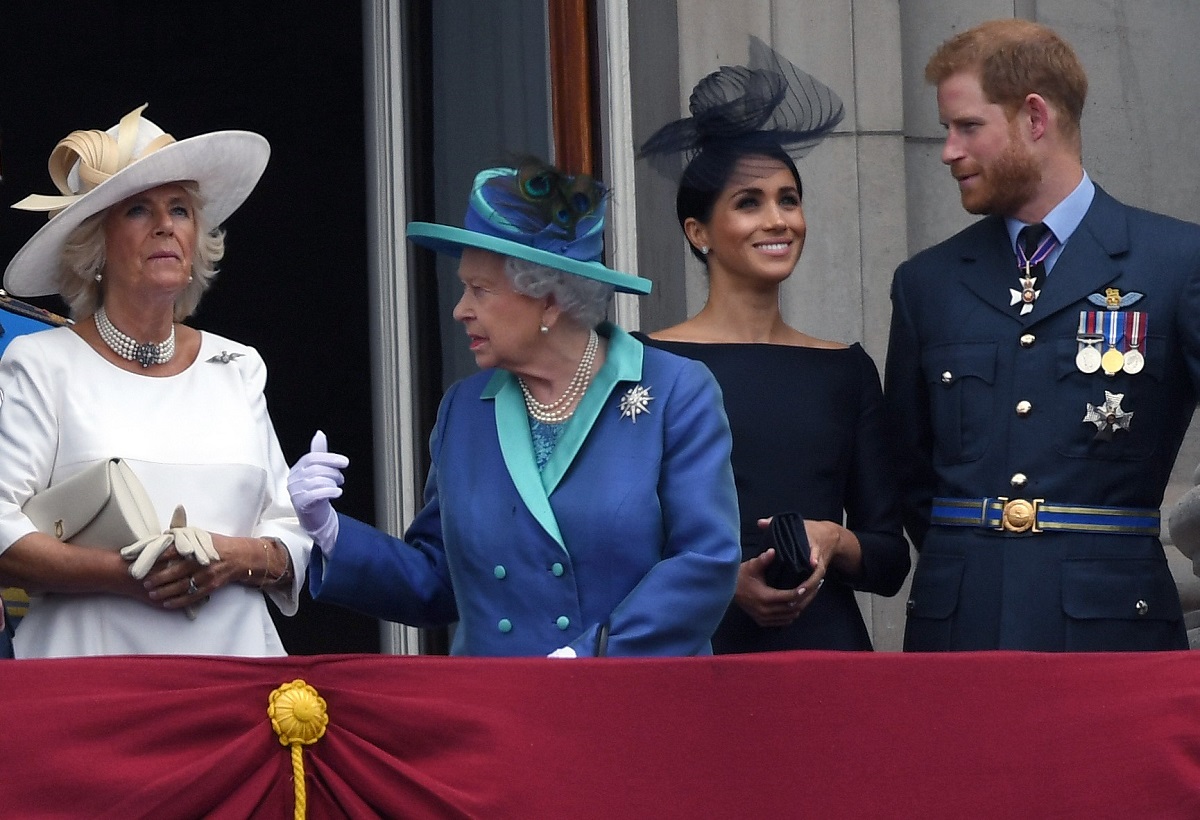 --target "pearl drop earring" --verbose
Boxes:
[539,324,550,334]
[699,246,709,255]
[95,273,103,282]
